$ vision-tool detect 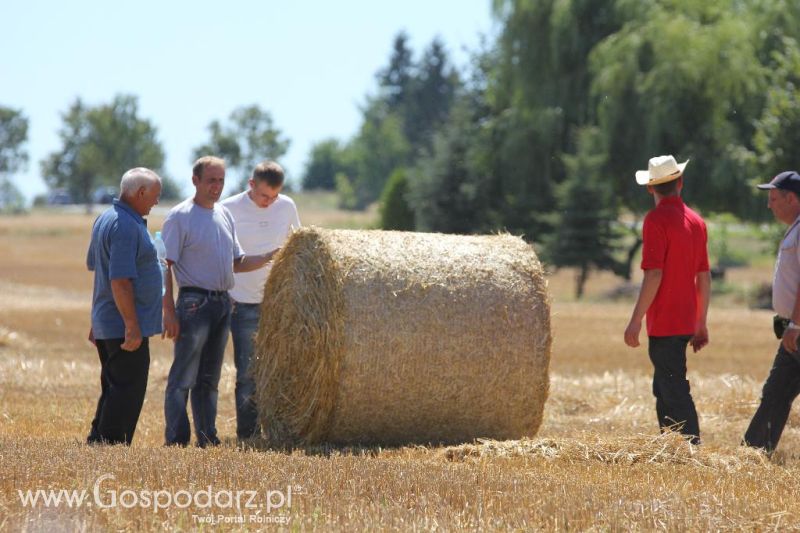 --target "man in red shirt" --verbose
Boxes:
[624,155,711,445]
